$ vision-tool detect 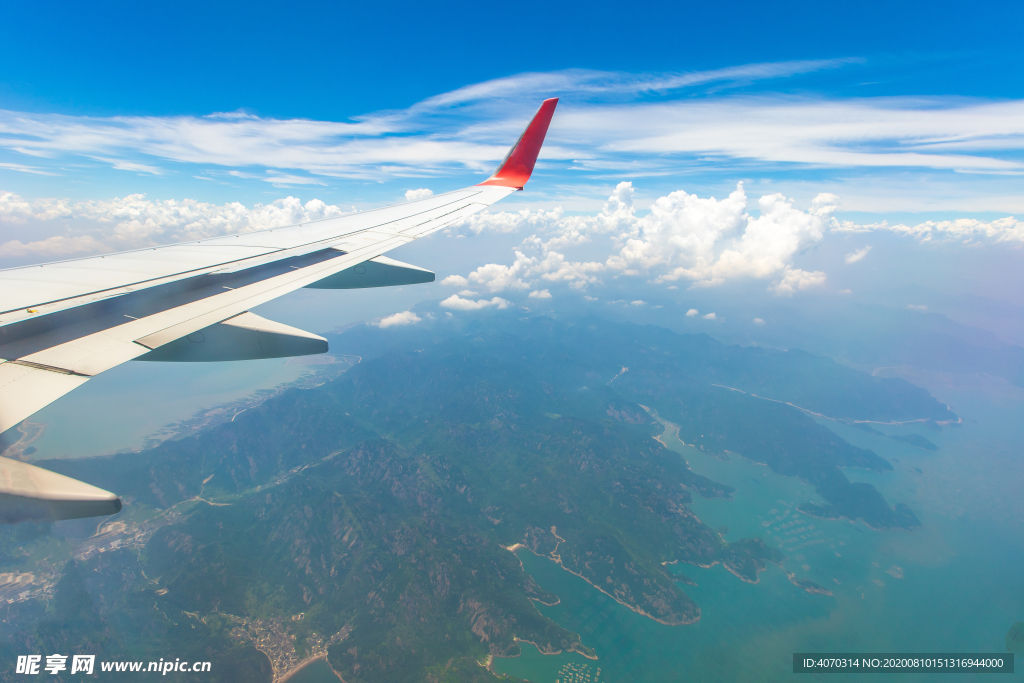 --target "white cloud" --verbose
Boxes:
[443,180,839,297]
[405,188,434,201]
[702,312,717,319]
[456,207,565,235]
[529,289,552,299]
[686,308,699,317]
[421,60,858,109]
[452,243,604,294]
[630,300,646,306]
[605,183,833,287]
[462,256,532,292]
[844,246,872,263]
[753,317,765,325]
[440,275,468,286]
[839,288,853,295]
[457,289,478,296]
[566,97,1024,174]
[0,234,108,259]
[0,162,58,175]
[377,311,422,328]
[3,63,1024,189]
[0,191,355,259]
[584,295,598,301]
[836,216,1024,242]
[907,304,929,311]
[0,108,504,180]
[771,267,827,296]
[262,173,327,187]
[439,295,511,311]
